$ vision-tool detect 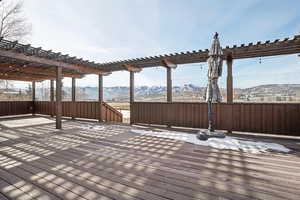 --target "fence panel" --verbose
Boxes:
[131,102,300,136]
